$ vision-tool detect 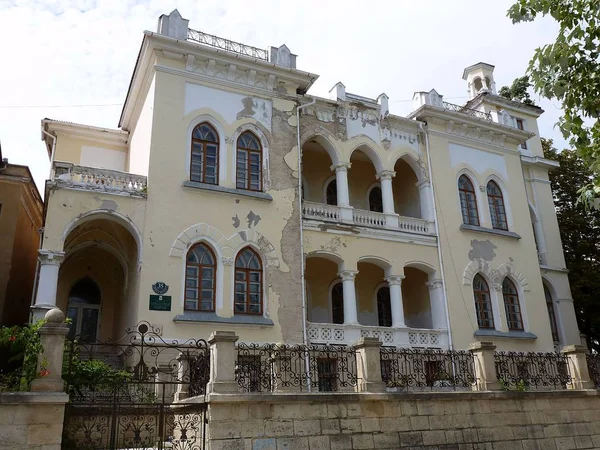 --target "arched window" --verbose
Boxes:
[458,175,479,226]
[191,123,219,184]
[544,284,560,343]
[326,179,337,206]
[236,131,262,191]
[185,243,216,312]
[473,274,494,329]
[331,282,344,324]
[502,278,523,331]
[487,181,508,230]
[67,278,101,342]
[235,247,263,315]
[377,286,392,327]
[369,186,383,213]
